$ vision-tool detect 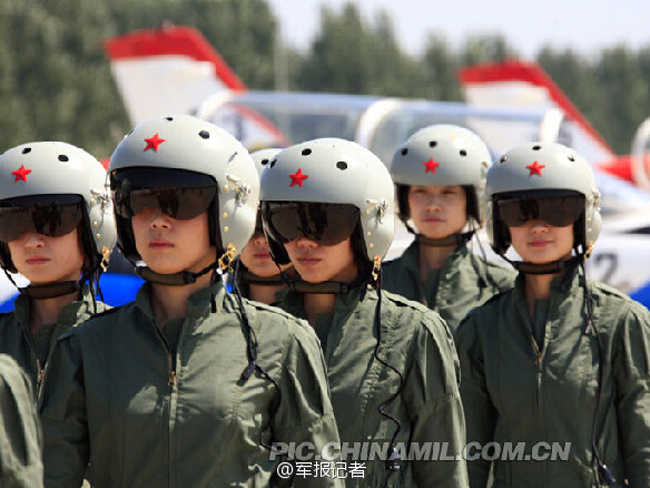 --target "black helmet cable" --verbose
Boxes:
[232,258,282,451]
